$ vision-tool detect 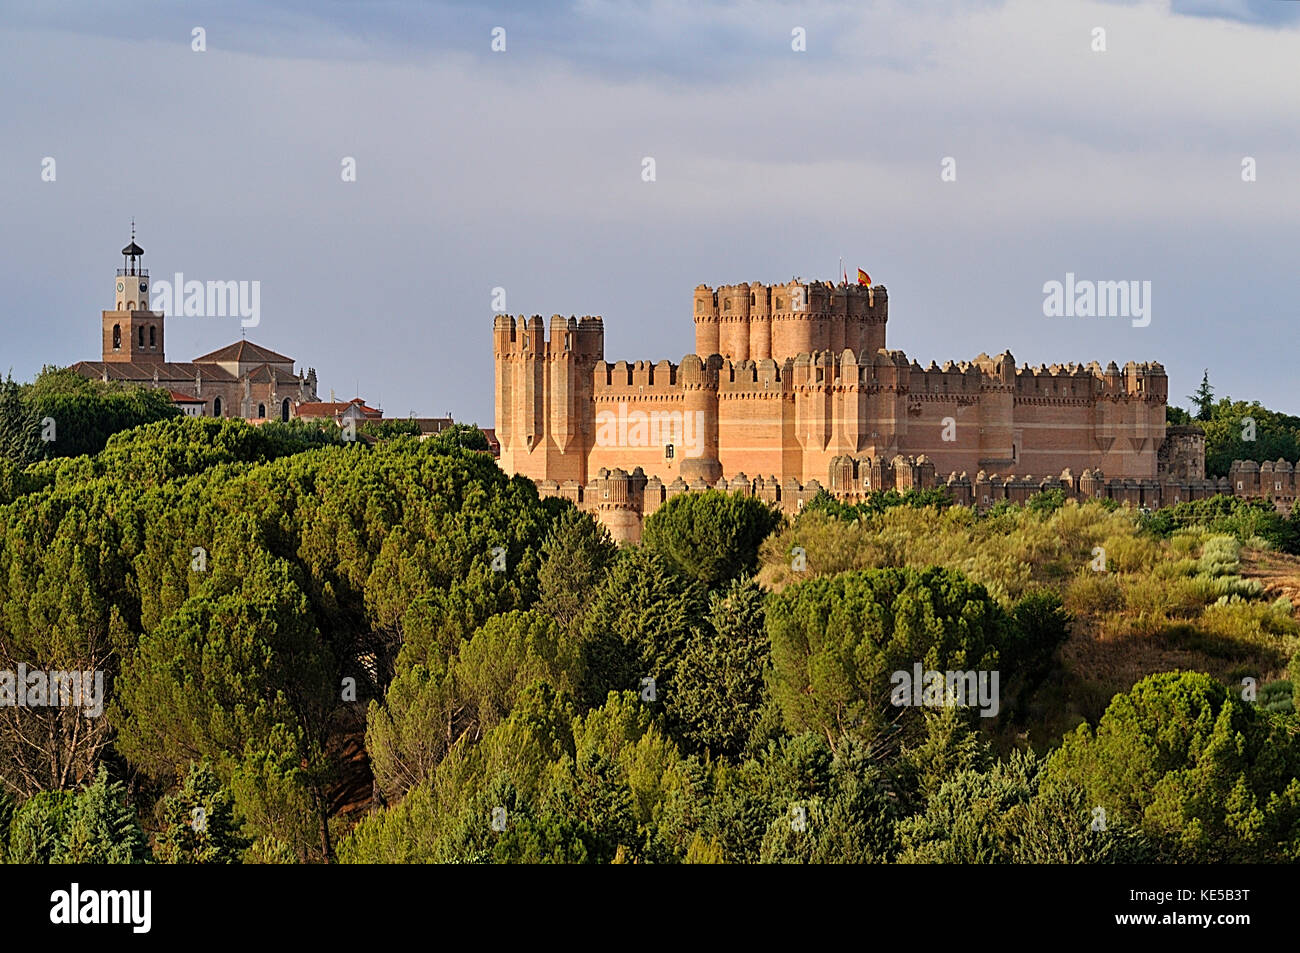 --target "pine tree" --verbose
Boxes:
[537,507,617,634]
[156,762,251,864]
[1189,369,1215,421]
[54,767,152,864]
[0,374,39,467]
